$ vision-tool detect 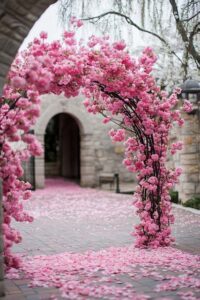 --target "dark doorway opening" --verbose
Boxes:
[45,113,80,181]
